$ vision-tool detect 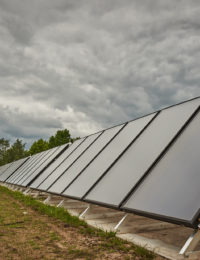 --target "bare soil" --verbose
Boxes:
[0,188,165,260]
